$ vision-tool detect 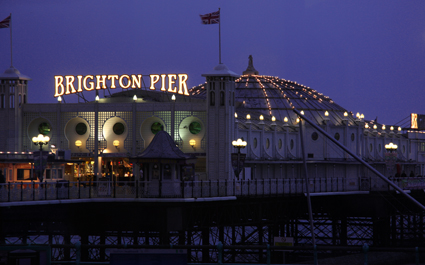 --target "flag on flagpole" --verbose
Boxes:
[0,15,11,28]
[200,10,220,24]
